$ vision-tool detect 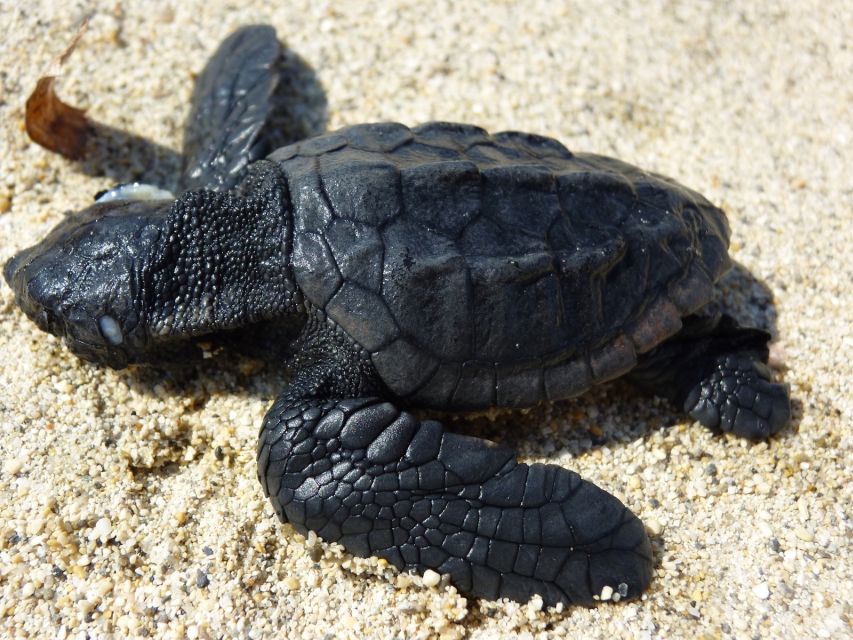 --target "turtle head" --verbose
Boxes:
[6,164,294,370]
[4,189,203,369]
